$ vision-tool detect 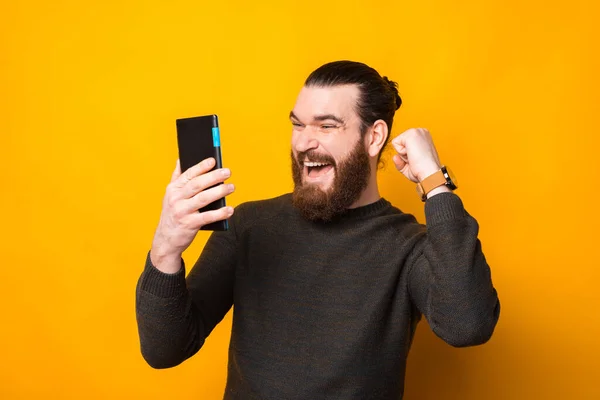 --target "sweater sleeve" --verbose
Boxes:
[135,212,240,369]
[407,192,500,347]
